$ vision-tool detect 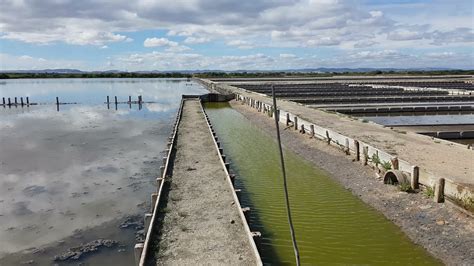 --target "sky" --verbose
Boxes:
[0,0,473,71]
